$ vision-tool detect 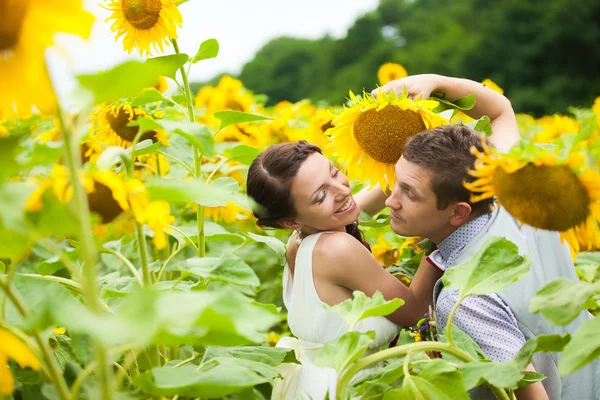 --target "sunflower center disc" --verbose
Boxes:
[122,0,162,30]
[106,107,157,143]
[494,164,590,231]
[353,105,426,164]
[87,182,124,224]
[0,0,28,52]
